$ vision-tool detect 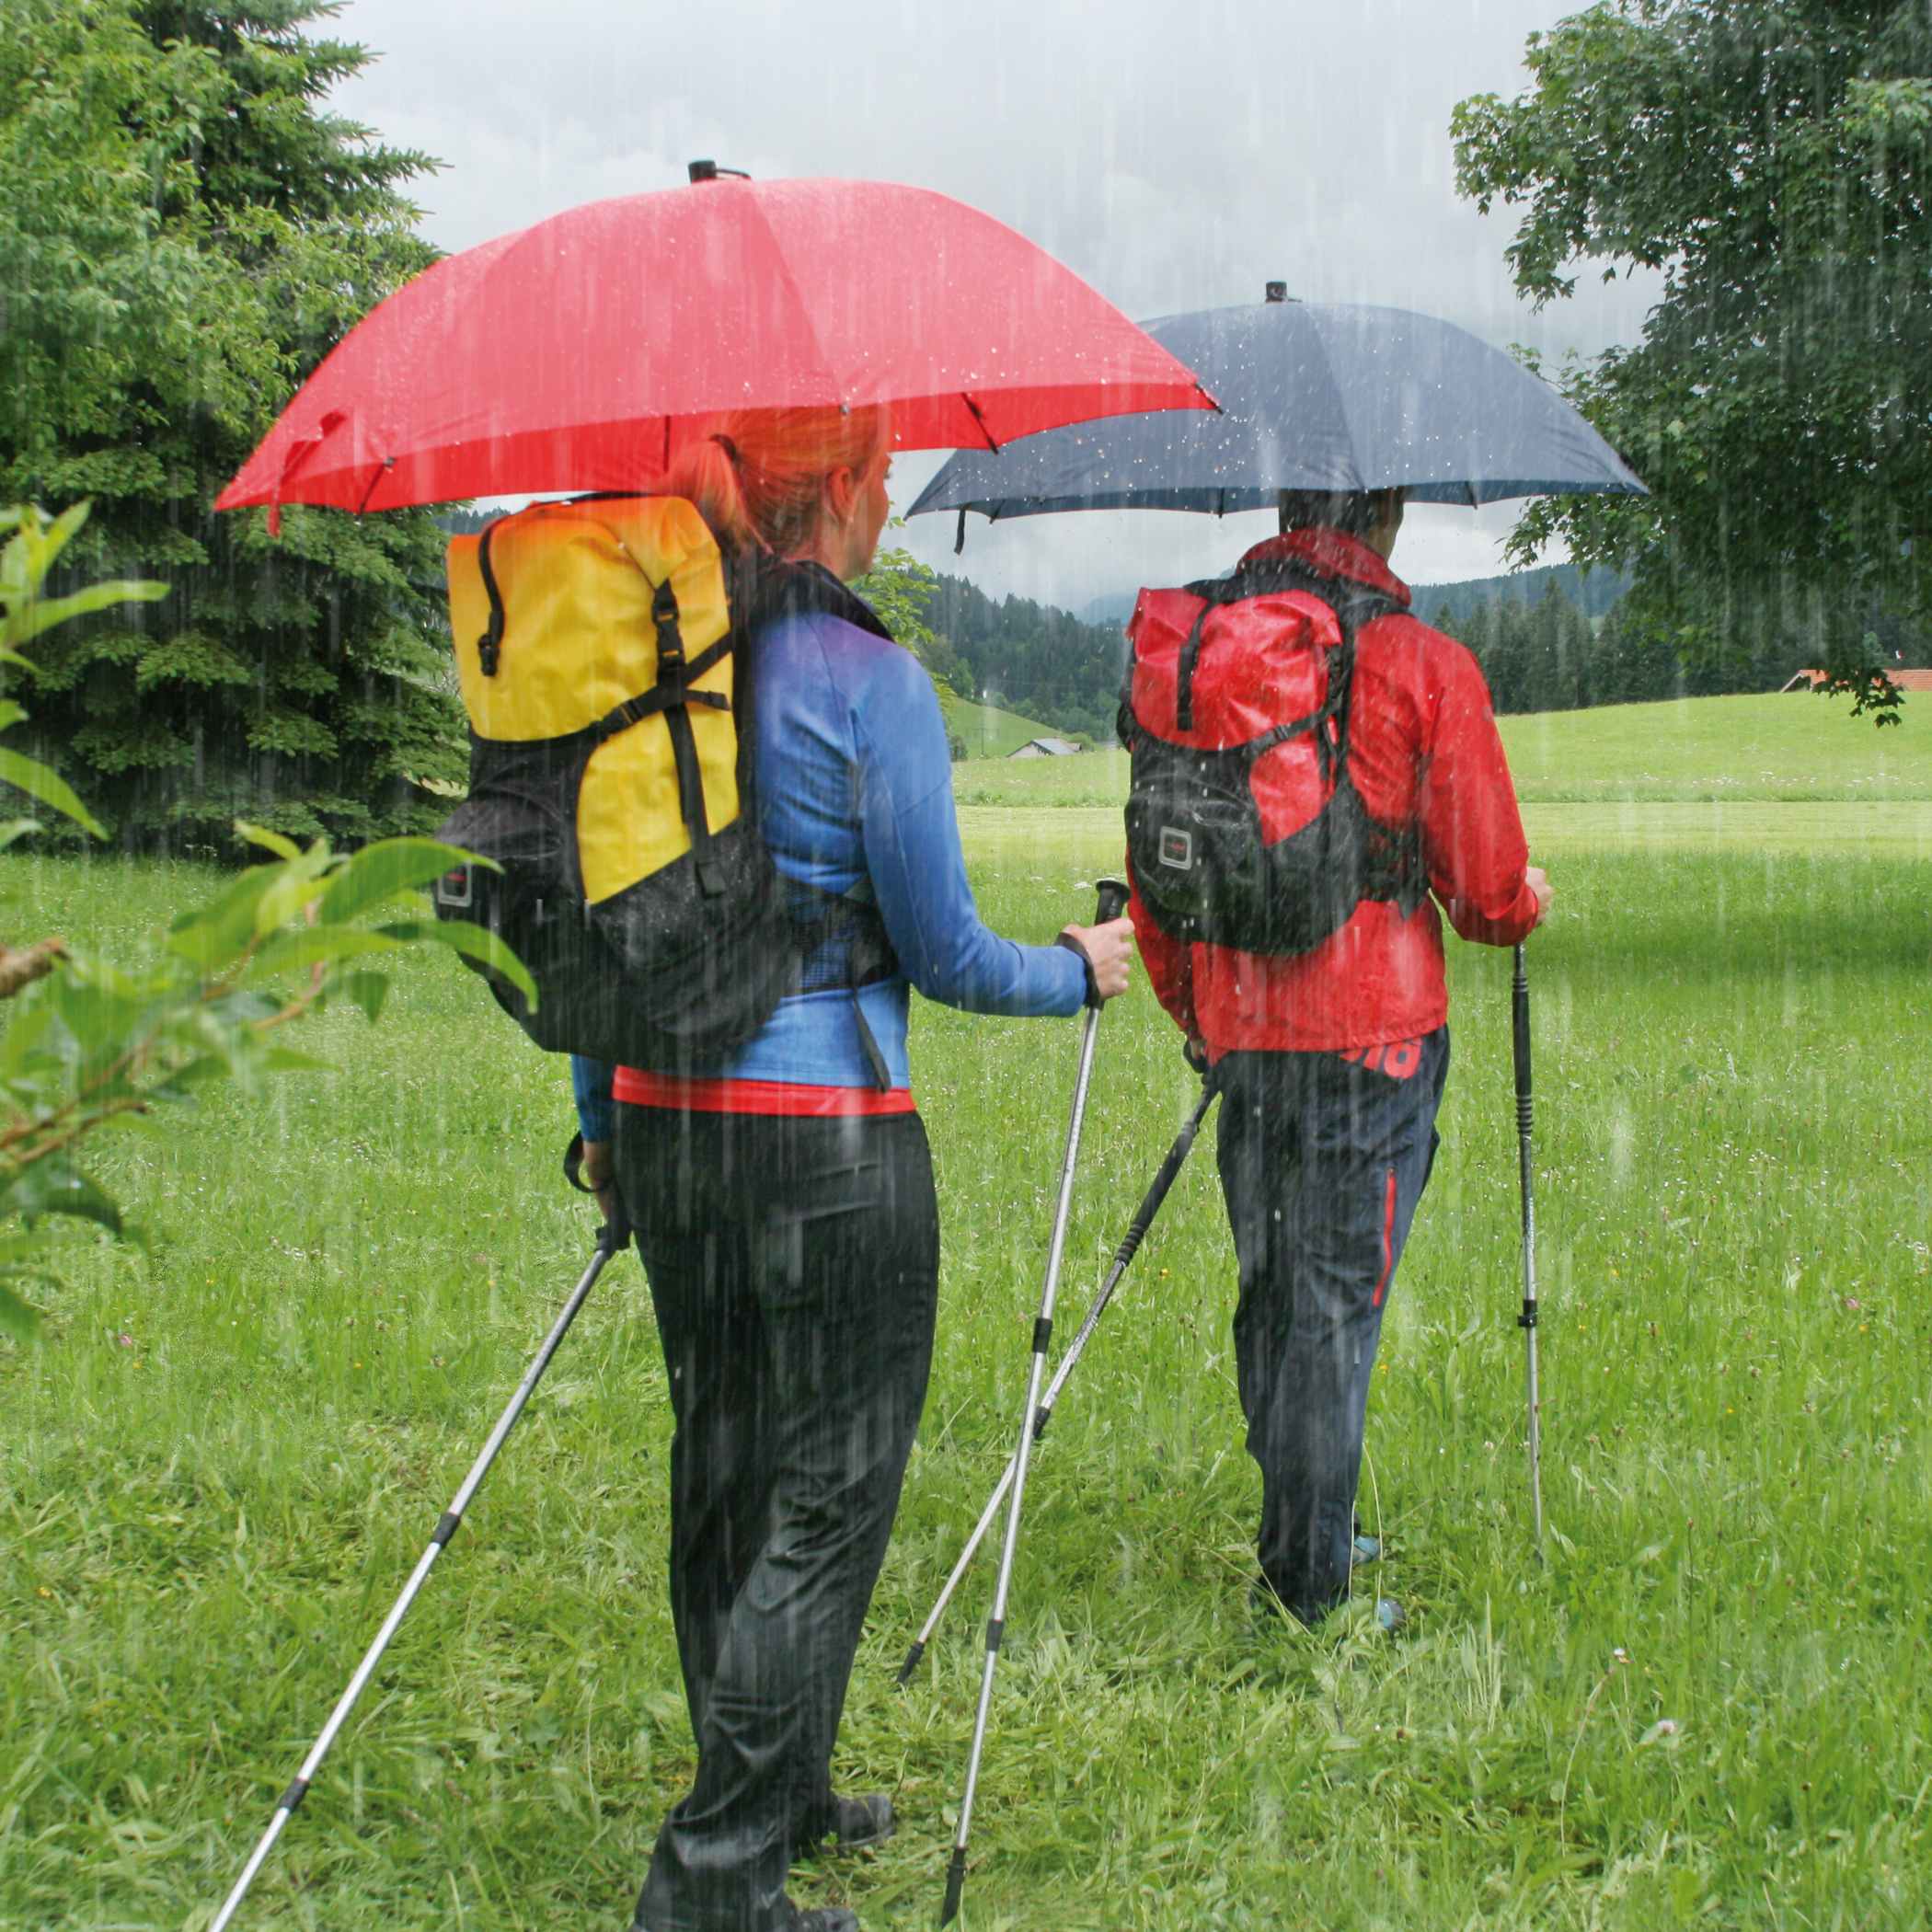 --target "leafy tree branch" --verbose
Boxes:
[1454,0,1932,723]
